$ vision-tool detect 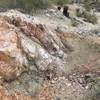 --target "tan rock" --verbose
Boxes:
[0,17,28,81]
[0,52,19,82]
